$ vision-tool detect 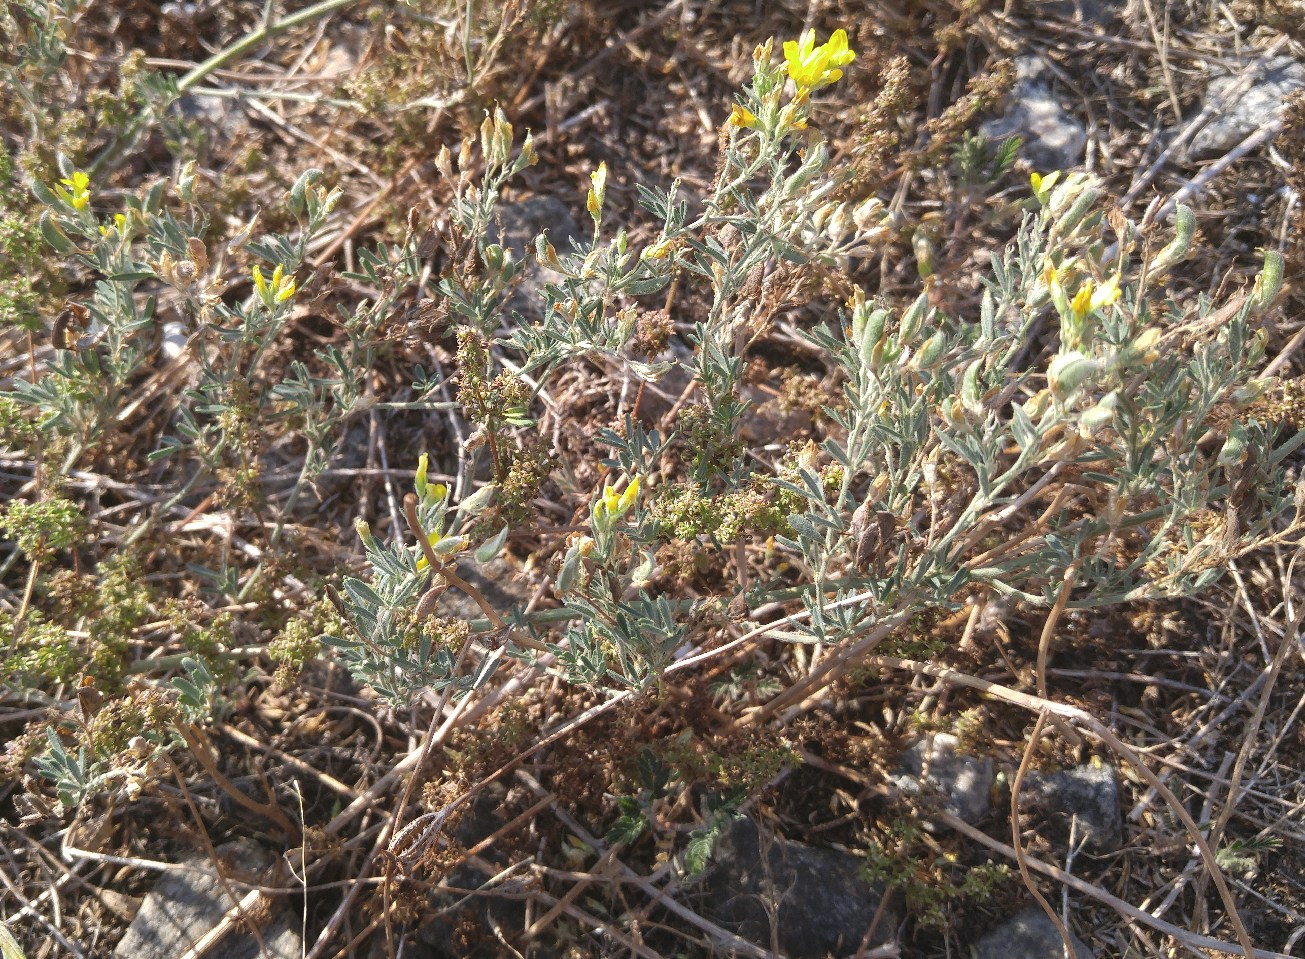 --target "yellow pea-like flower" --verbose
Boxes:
[782,29,855,92]
[54,170,91,211]
[728,104,761,130]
